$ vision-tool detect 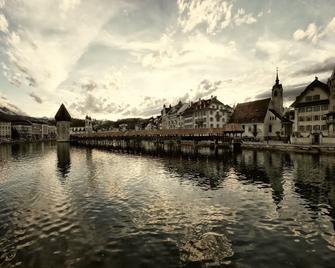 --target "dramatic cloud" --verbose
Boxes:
[0,13,8,32]
[29,92,43,104]
[177,0,257,34]
[0,93,25,115]
[293,17,335,43]
[293,57,335,76]
[1,0,335,119]
[253,82,308,104]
